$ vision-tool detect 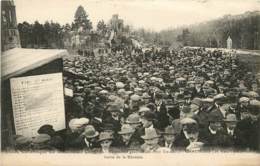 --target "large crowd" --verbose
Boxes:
[14,46,260,153]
